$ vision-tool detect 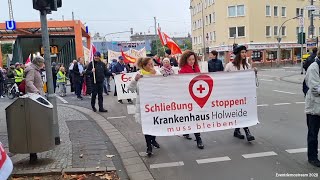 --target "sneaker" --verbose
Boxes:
[92,107,97,112]
[0,96,4,98]
[118,100,123,104]
[77,96,83,100]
